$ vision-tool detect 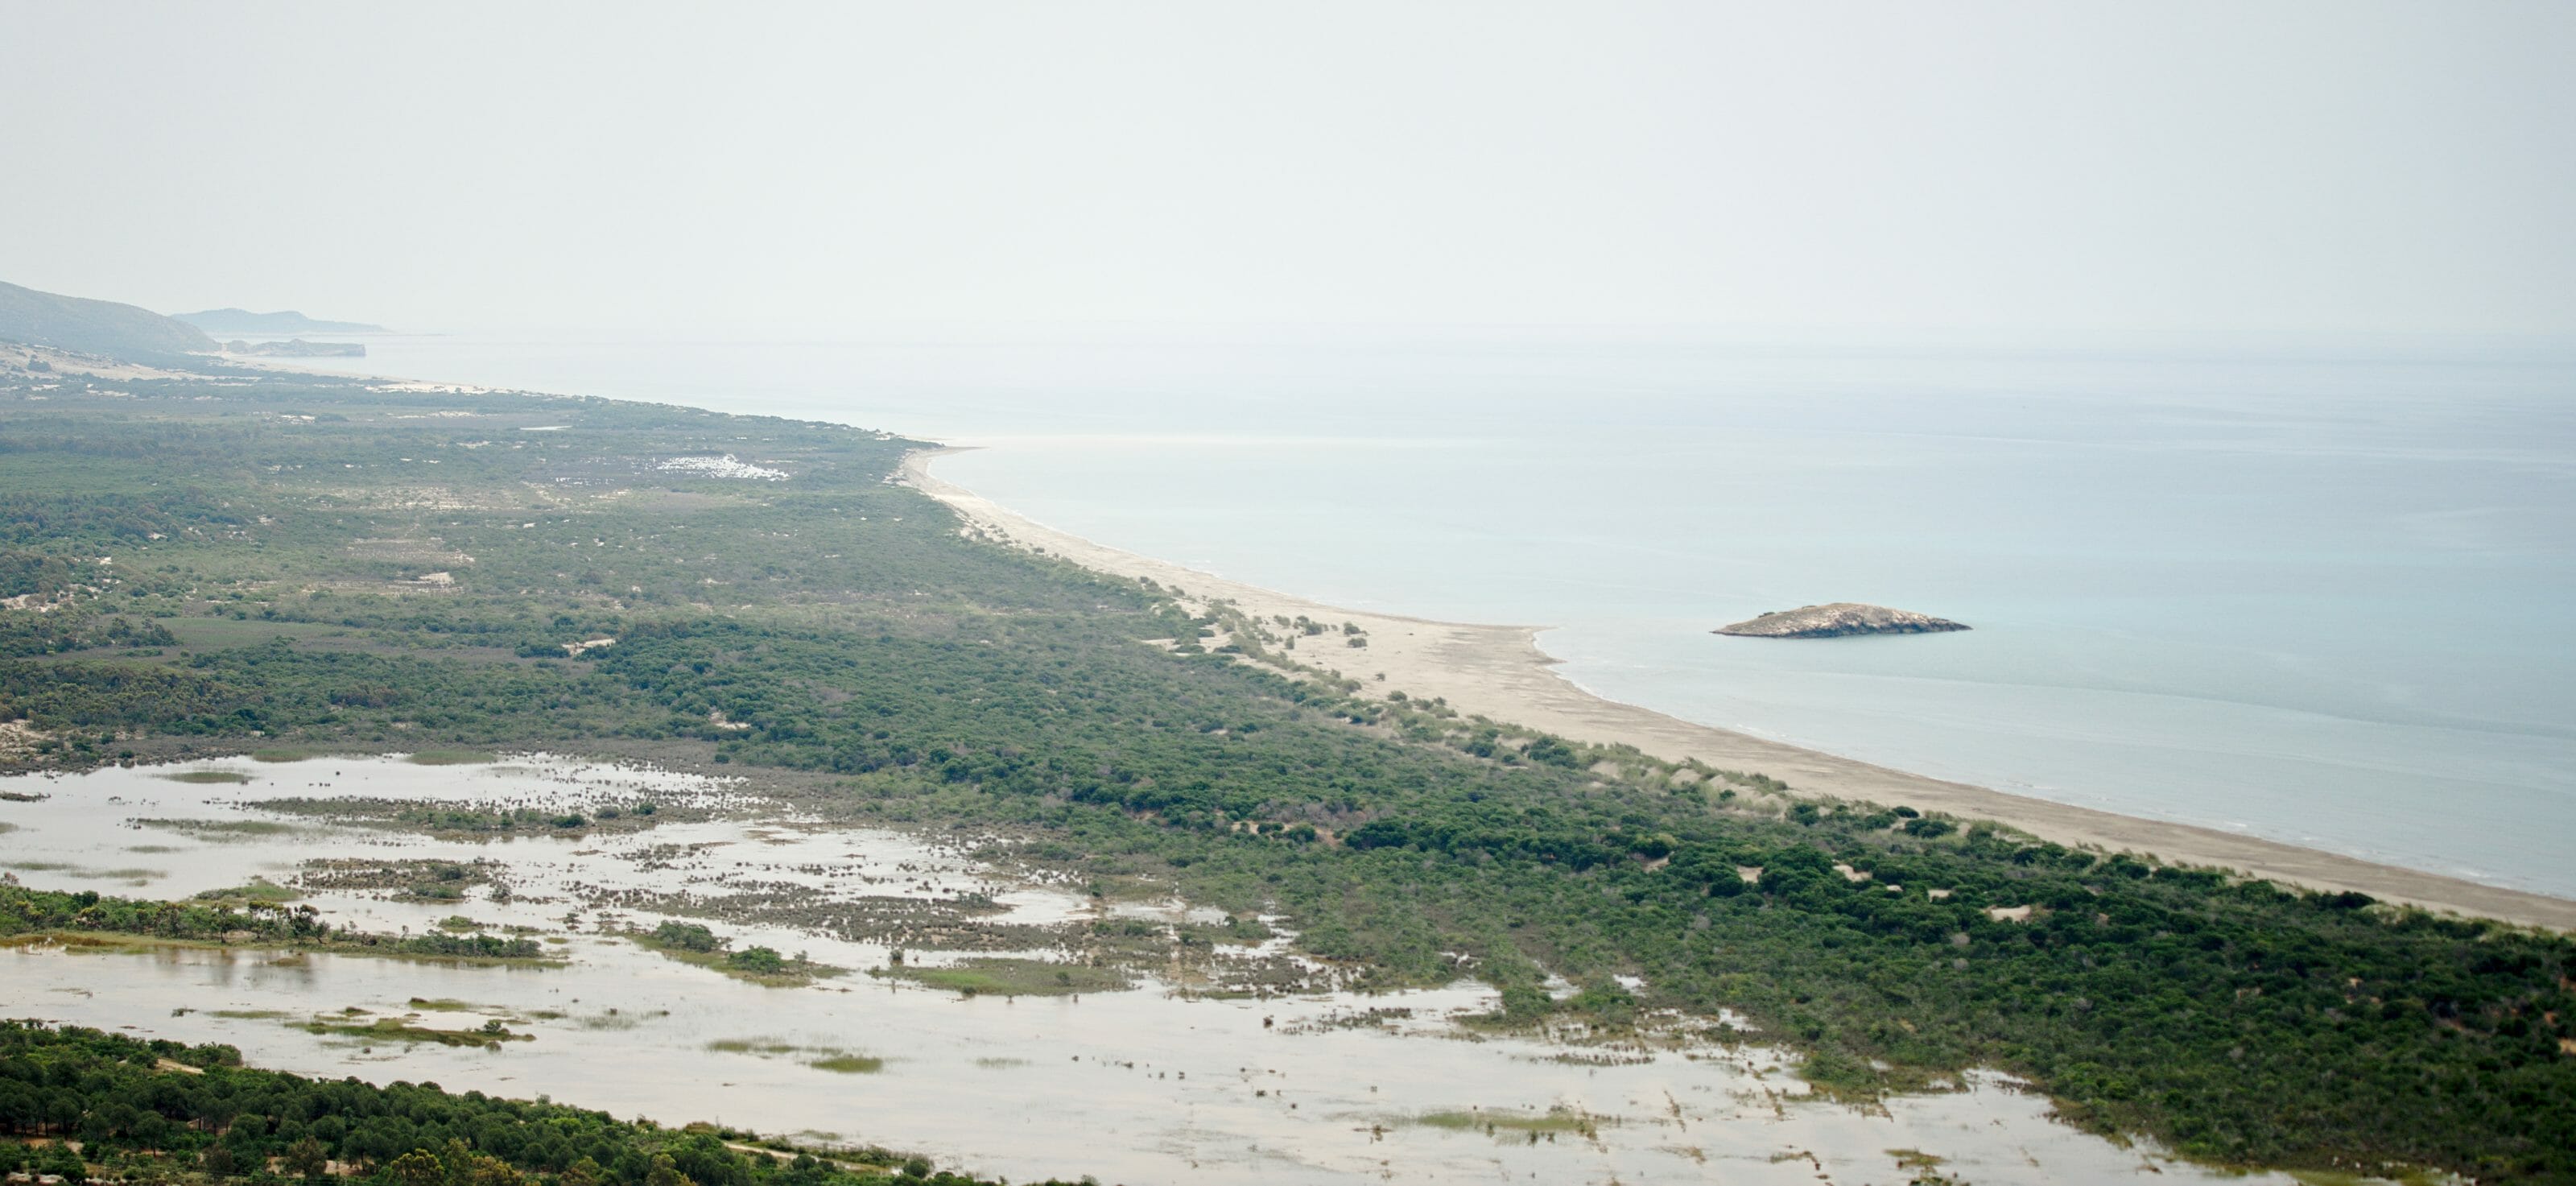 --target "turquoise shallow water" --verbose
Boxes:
[286,333,2576,897]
